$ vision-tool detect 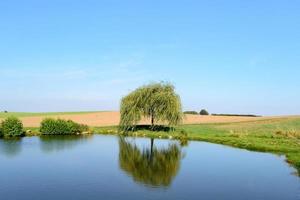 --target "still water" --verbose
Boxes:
[0,135,299,200]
